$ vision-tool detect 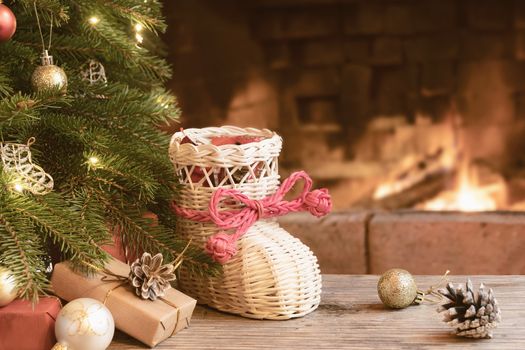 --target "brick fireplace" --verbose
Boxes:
[164,0,525,211]
[162,0,525,275]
